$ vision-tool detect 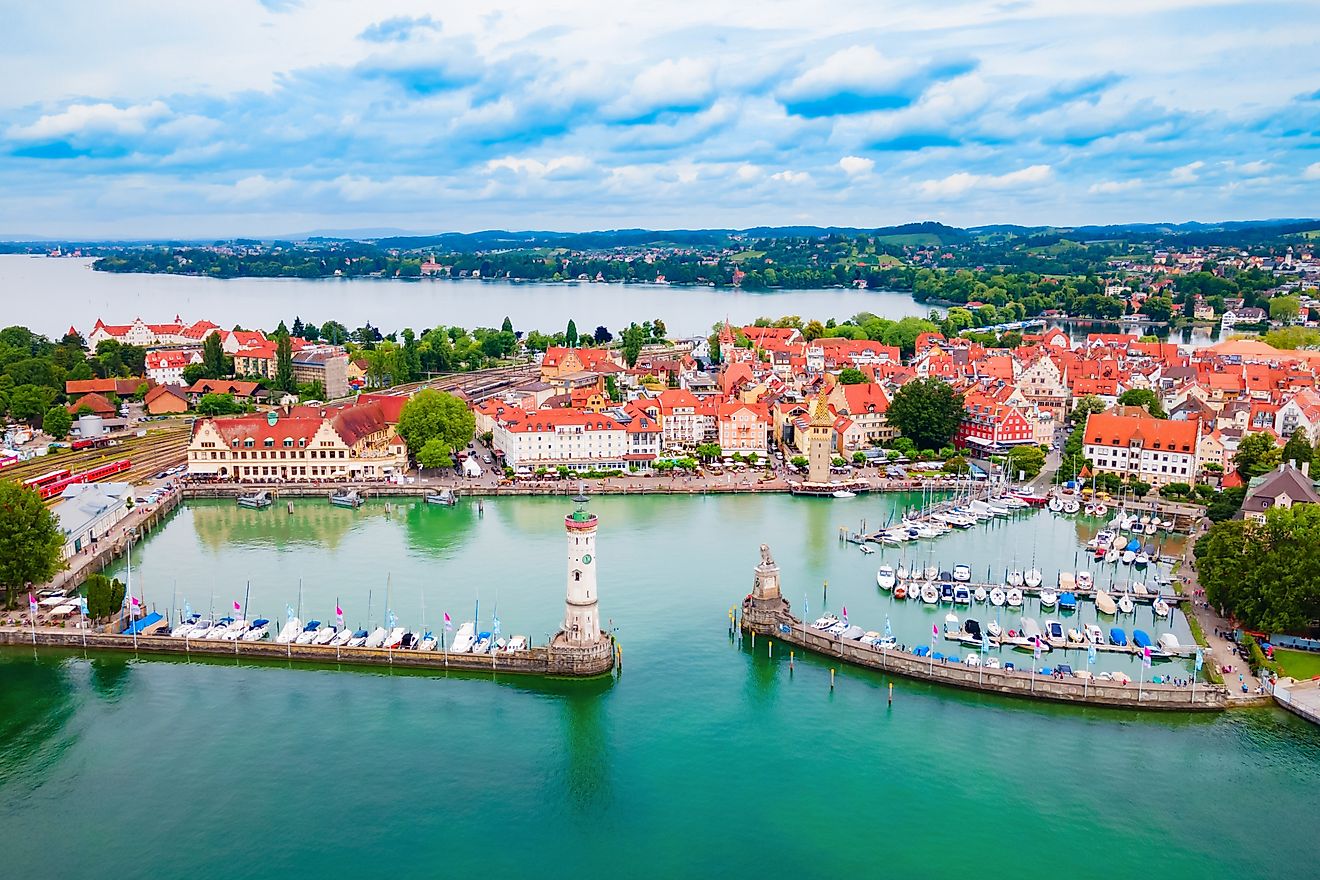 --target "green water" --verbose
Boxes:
[2,495,1317,878]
